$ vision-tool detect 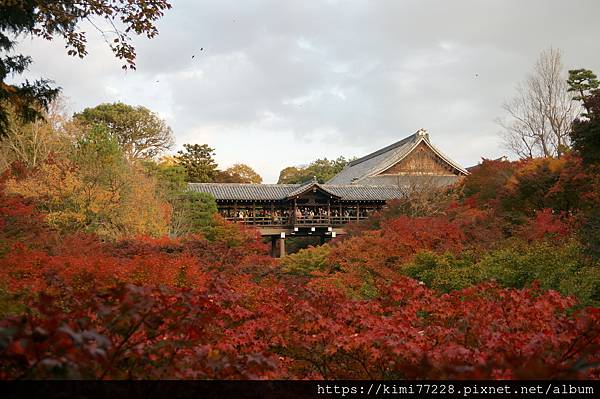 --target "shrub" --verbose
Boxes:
[476,241,583,291]
[281,245,332,276]
[403,251,479,293]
